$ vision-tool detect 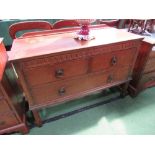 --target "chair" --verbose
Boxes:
[9,21,53,39]
[53,20,80,29]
